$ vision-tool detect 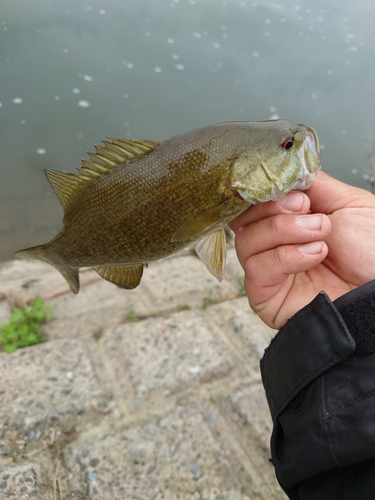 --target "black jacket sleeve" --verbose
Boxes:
[260,280,375,500]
